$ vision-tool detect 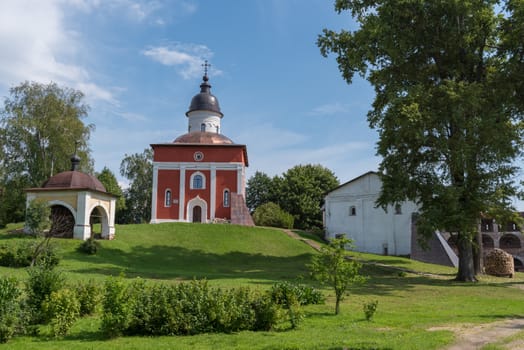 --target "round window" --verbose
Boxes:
[193,151,204,161]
